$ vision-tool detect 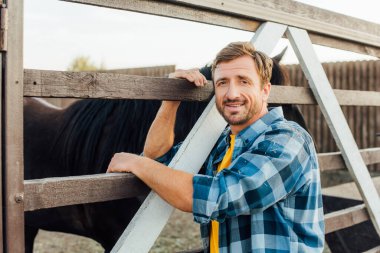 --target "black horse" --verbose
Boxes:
[24,60,308,252]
